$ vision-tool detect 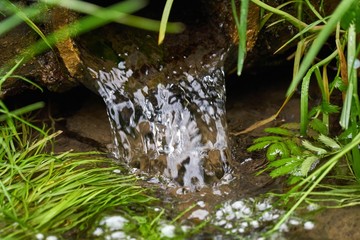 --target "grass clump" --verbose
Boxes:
[0,102,156,239]
[234,0,360,234]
